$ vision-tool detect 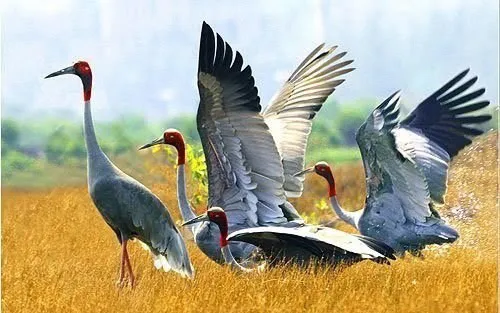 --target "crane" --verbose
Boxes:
[183,207,395,271]
[44,61,194,286]
[142,128,395,267]
[297,71,491,256]
[139,22,395,267]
